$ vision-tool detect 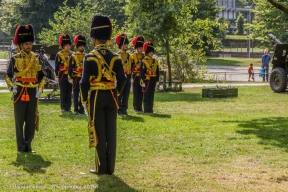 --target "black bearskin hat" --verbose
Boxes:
[132,36,144,48]
[90,14,112,40]
[58,34,72,49]
[74,34,86,47]
[115,34,129,49]
[13,24,35,45]
[143,42,155,54]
